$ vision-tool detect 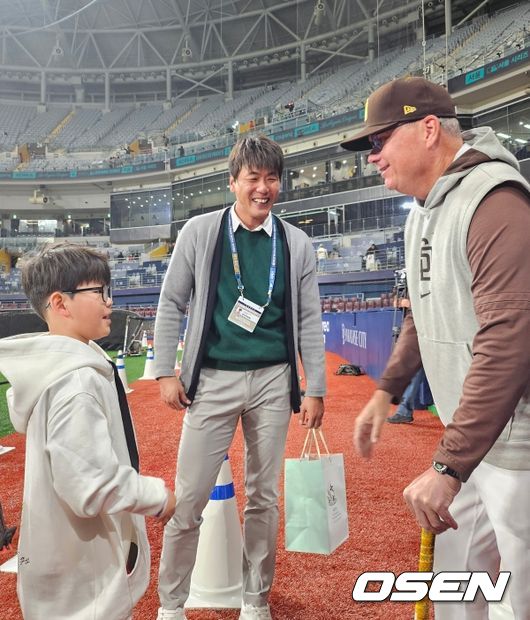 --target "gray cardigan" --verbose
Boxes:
[154,207,326,411]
